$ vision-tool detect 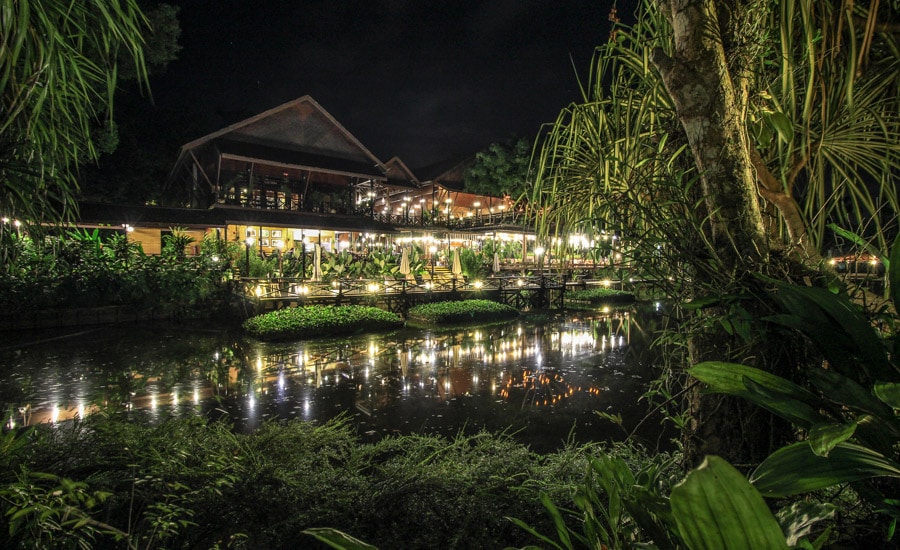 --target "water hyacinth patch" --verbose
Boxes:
[406,299,519,324]
[243,305,403,341]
